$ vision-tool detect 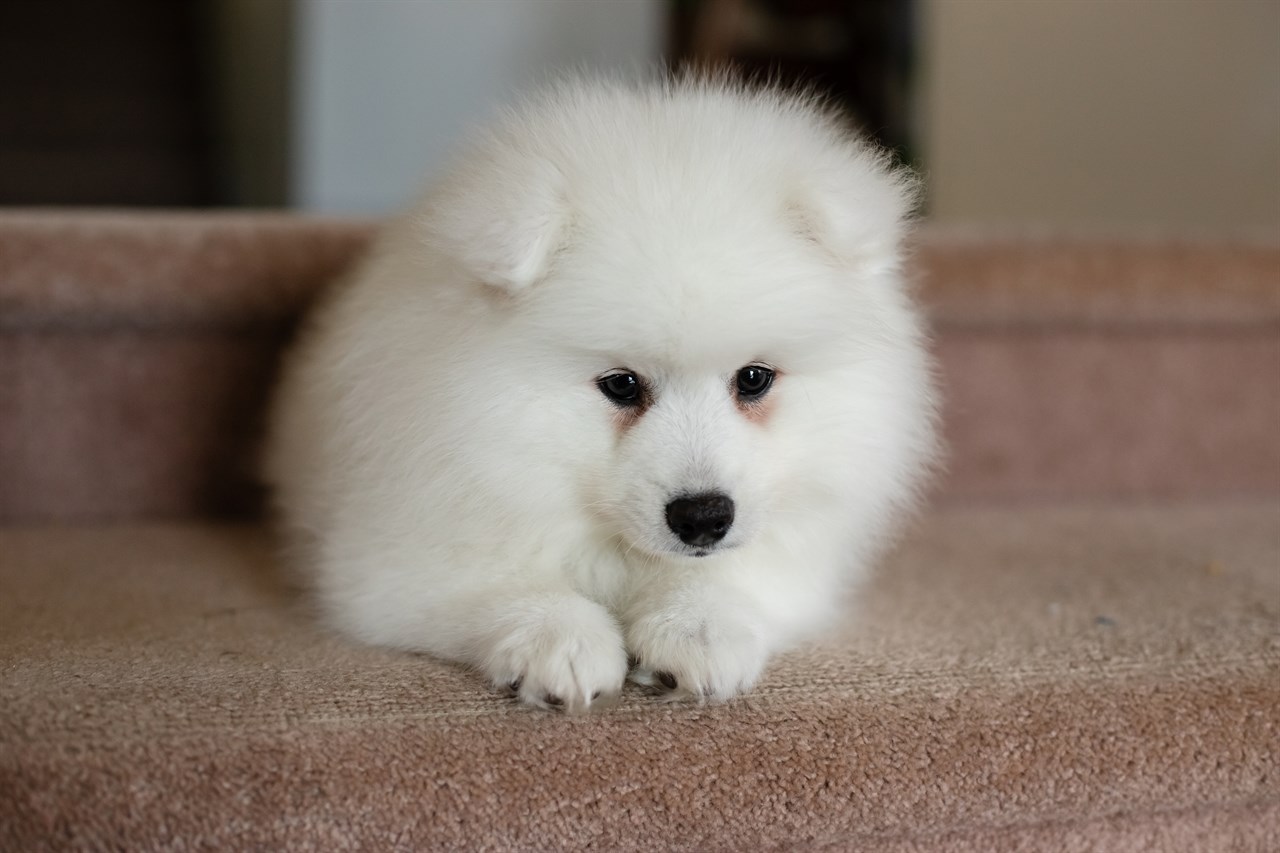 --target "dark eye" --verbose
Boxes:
[598,372,642,406]
[735,365,775,400]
